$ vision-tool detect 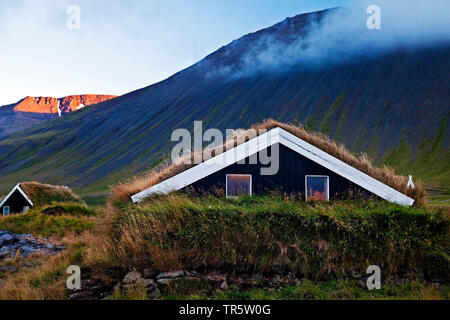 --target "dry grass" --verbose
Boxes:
[19,182,83,207]
[109,119,426,205]
[0,235,84,300]
[106,194,448,277]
